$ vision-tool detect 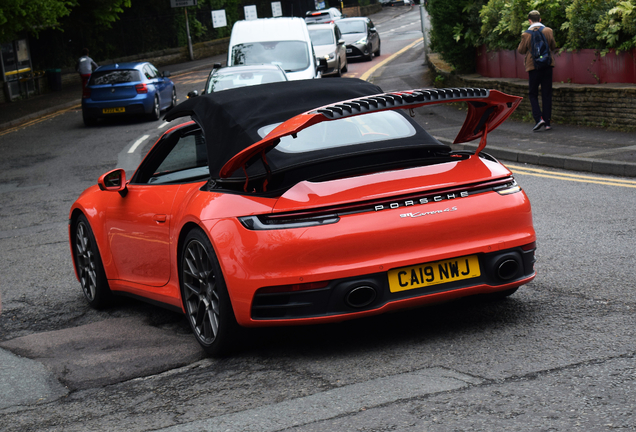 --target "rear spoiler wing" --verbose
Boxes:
[220,87,522,179]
